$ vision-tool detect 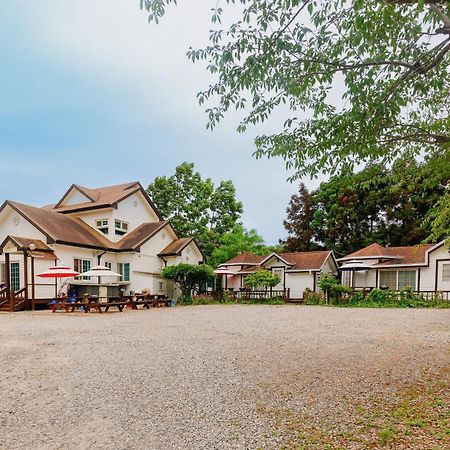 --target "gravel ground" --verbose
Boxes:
[0,305,448,450]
